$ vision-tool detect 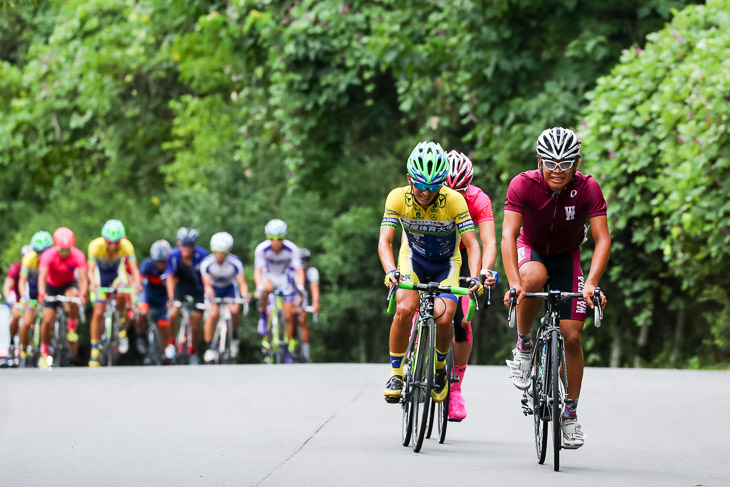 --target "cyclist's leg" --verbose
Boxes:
[433,259,458,404]
[40,291,59,365]
[256,279,275,333]
[298,308,310,359]
[8,303,21,346]
[203,303,219,348]
[89,278,109,360]
[63,285,80,356]
[20,303,36,352]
